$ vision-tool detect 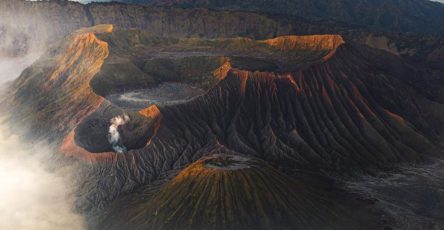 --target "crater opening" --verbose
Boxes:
[203,155,251,170]
[106,82,205,110]
[74,106,157,153]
